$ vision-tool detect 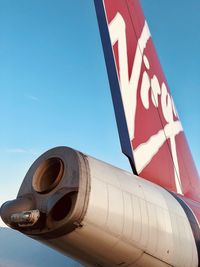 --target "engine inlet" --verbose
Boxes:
[32,157,64,194]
